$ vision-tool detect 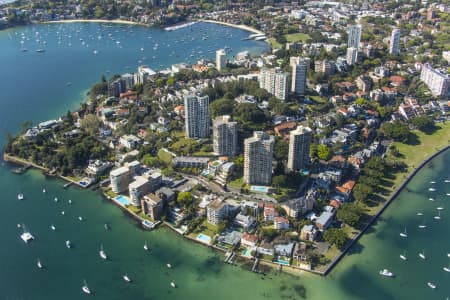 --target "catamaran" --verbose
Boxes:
[400,227,408,238]
[99,245,107,260]
[82,280,91,294]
